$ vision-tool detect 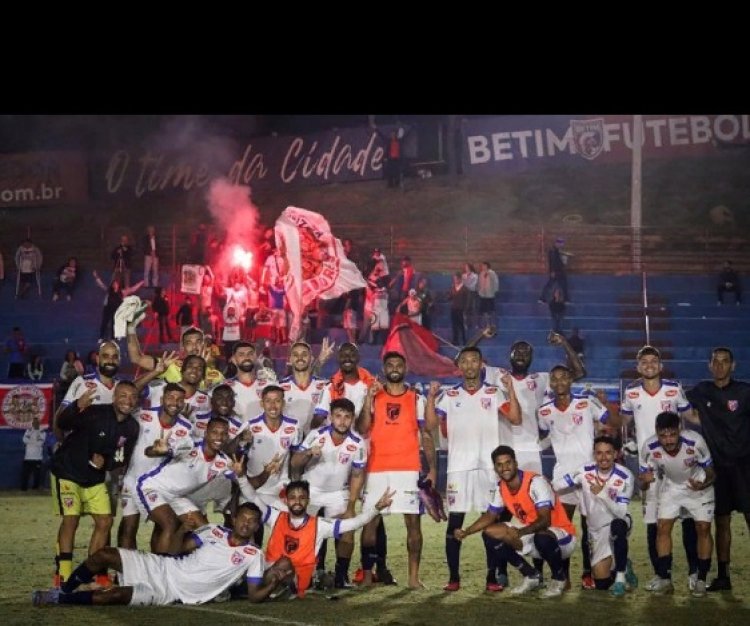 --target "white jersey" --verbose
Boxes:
[620,379,691,449]
[537,394,609,478]
[279,375,328,434]
[60,373,118,409]
[435,383,512,473]
[553,462,633,529]
[142,381,211,425]
[244,415,303,498]
[136,441,234,505]
[313,379,371,422]
[488,471,554,515]
[640,429,713,491]
[123,410,194,489]
[493,367,551,453]
[298,426,367,492]
[224,376,271,422]
[131,524,265,605]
